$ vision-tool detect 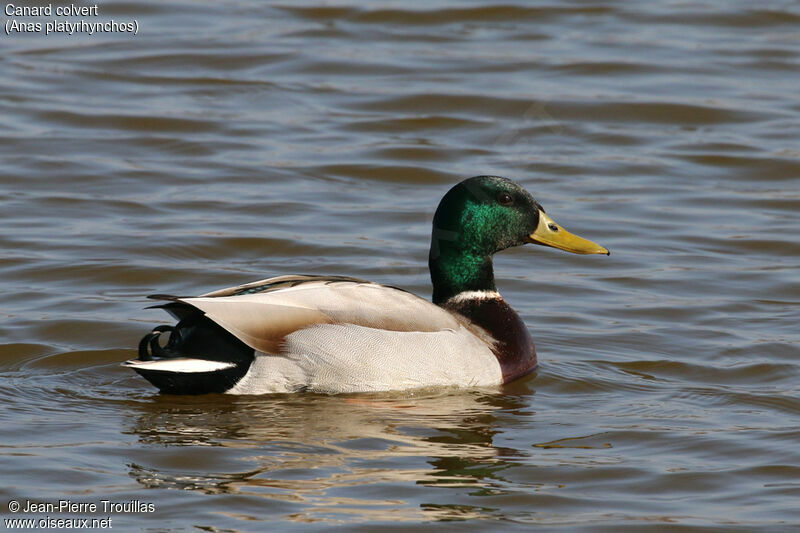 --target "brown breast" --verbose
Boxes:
[445,294,537,383]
